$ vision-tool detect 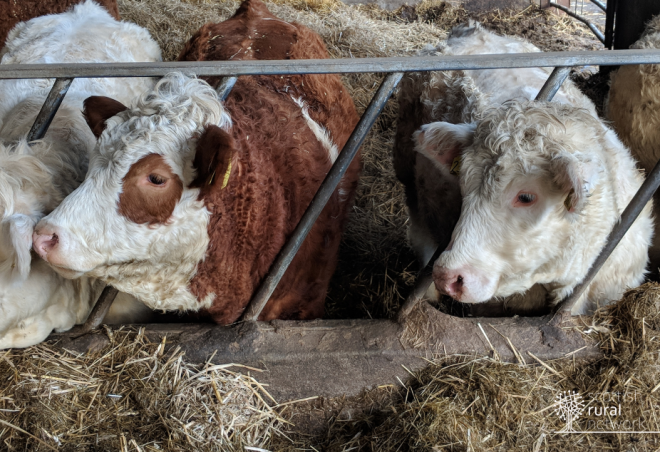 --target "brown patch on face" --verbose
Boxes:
[83,96,128,138]
[118,154,183,225]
